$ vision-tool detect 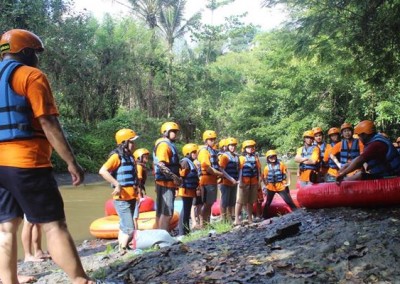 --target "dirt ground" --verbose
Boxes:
[16,204,400,283]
